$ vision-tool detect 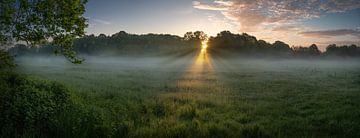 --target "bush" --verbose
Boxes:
[0,72,113,137]
[0,72,71,137]
[0,49,15,69]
